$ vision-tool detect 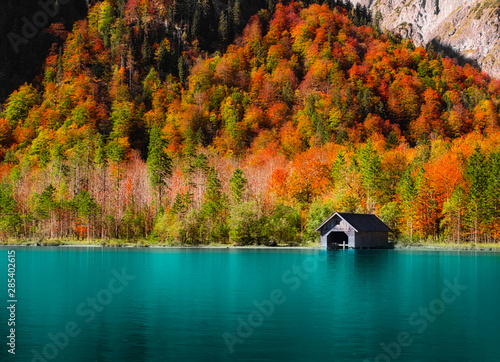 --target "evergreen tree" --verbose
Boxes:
[94,135,107,168]
[191,8,201,39]
[0,184,21,238]
[331,151,346,183]
[373,10,383,33]
[142,35,153,66]
[218,11,229,44]
[385,131,398,149]
[200,167,228,243]
[357,141,383,212]
[201,167,226,218]
[268,204,301,245]
[178,55,186,84]
[36,184,57,221]
[35,184,58,239]
[229,168,247,204]
[110,101,133,140]
[56,47,64,84]
[233,0,242,35]
[267,0,276,13]
[155,39,171,75]
[143,68,160,104]
[147,127,172,206]
[98,0,115,47]
[107,138,129,164]
[94,135,108,240]
[229,201,266,245]
[485,150,500,238]
[172,193,188,217]
[193,153,209,173]
[465,146,489,244]
[442,185,466,243]
[398,167,418,239]
[73,189,99,242]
